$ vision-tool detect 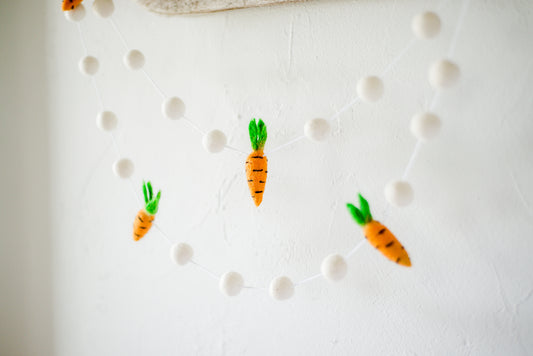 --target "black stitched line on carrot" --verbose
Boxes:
[378,228,386,235]
[385,241,394,248]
